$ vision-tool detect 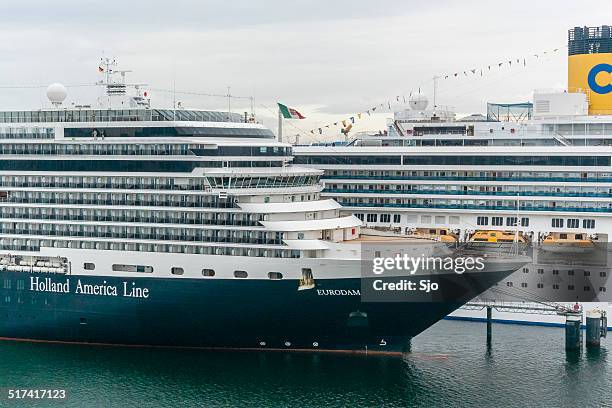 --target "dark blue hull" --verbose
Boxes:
[0,270,509,354]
